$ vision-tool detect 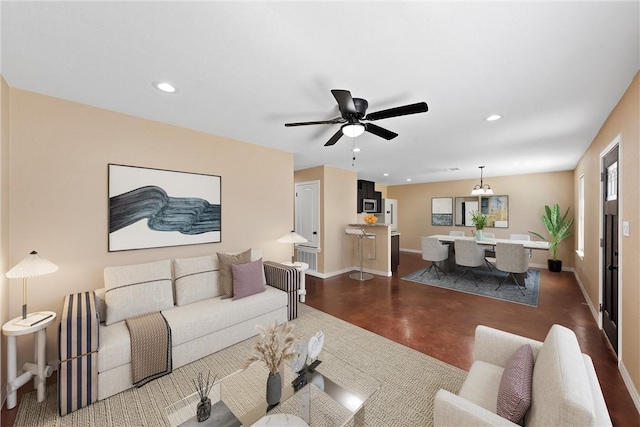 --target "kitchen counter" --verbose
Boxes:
[346,224,393,276]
